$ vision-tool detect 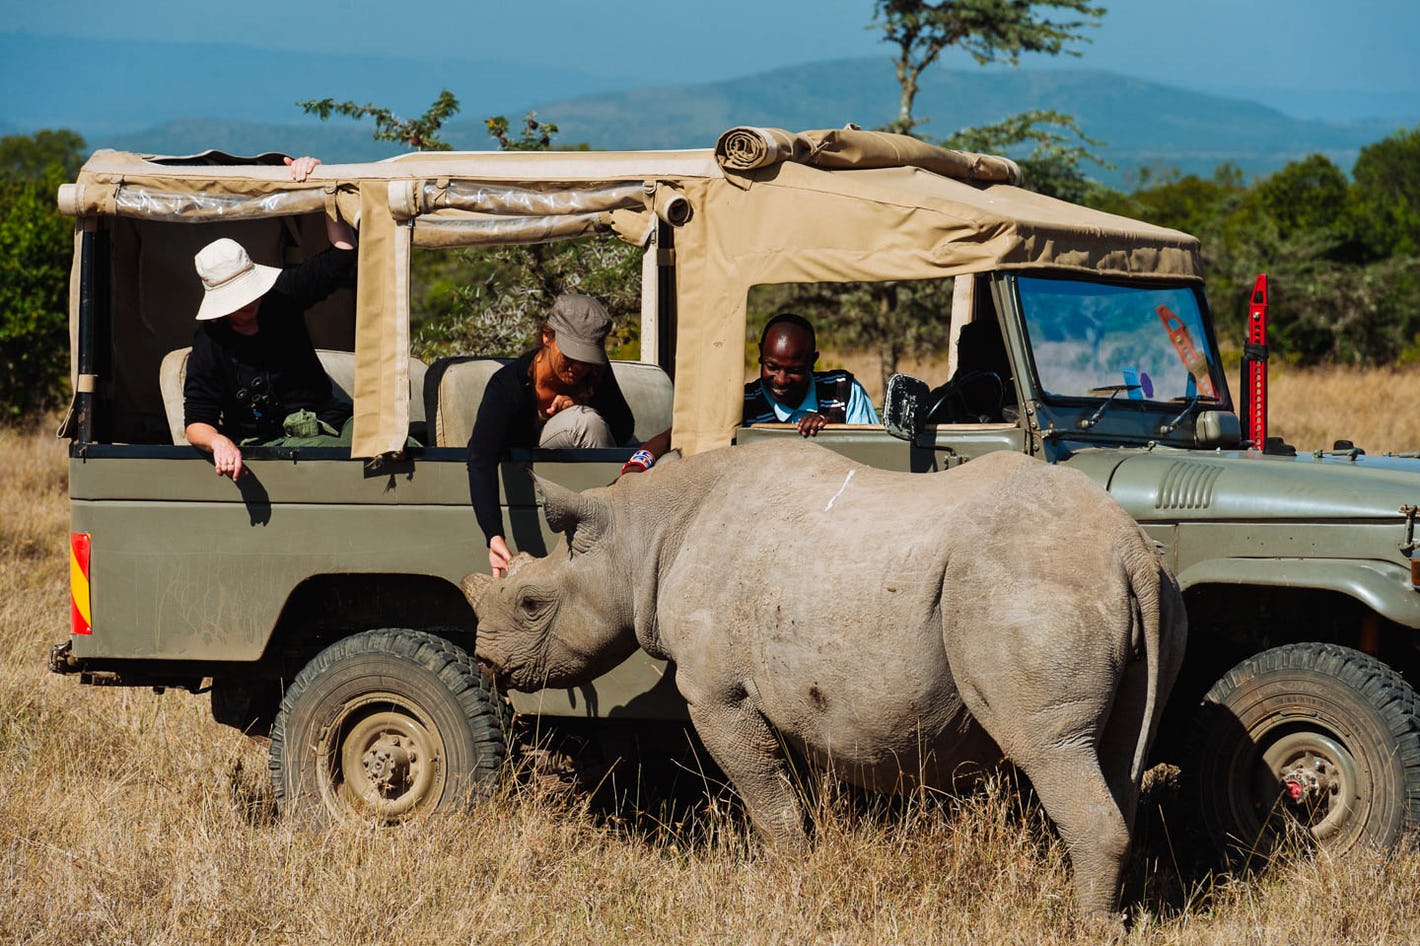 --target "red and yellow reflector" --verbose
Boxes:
[1411,557,1420,590]
[70,532,92,635]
